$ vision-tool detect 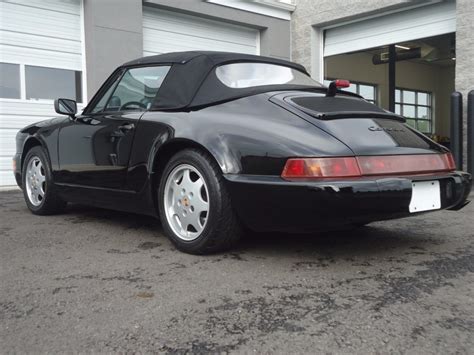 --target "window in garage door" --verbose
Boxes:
[0,63,21,99]
[25,66,82,103]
